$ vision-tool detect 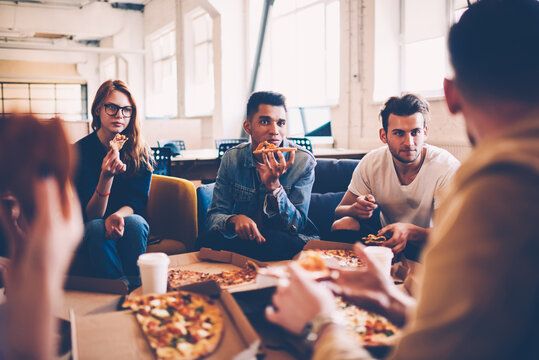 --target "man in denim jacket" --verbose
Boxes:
[198,91,318,261]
